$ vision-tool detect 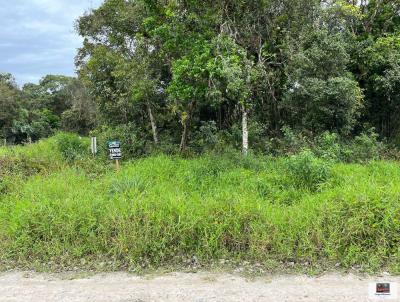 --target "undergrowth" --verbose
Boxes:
[0,135,400,273]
